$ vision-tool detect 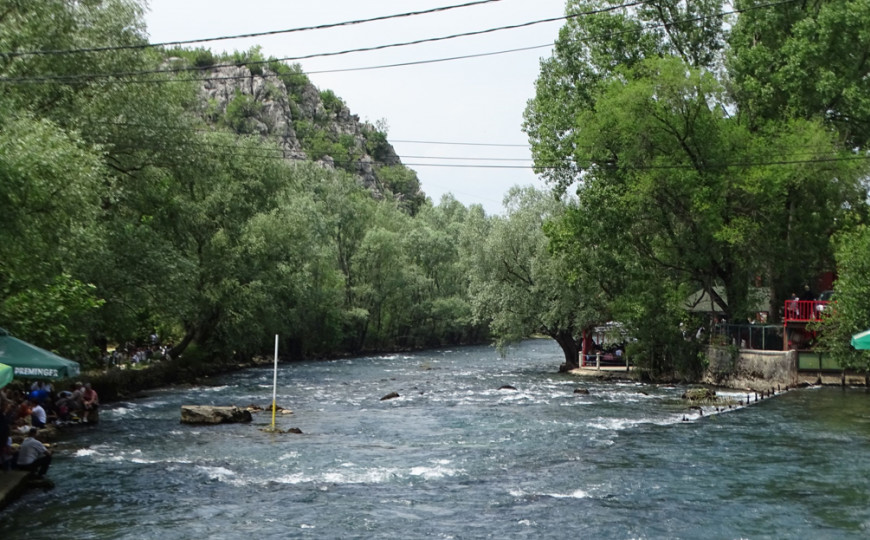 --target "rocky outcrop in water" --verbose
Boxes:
[180,405,252,424]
